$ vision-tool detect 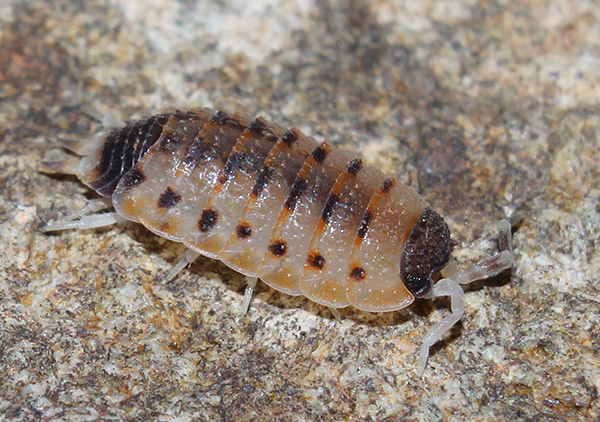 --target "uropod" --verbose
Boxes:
[42,109,514,374]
